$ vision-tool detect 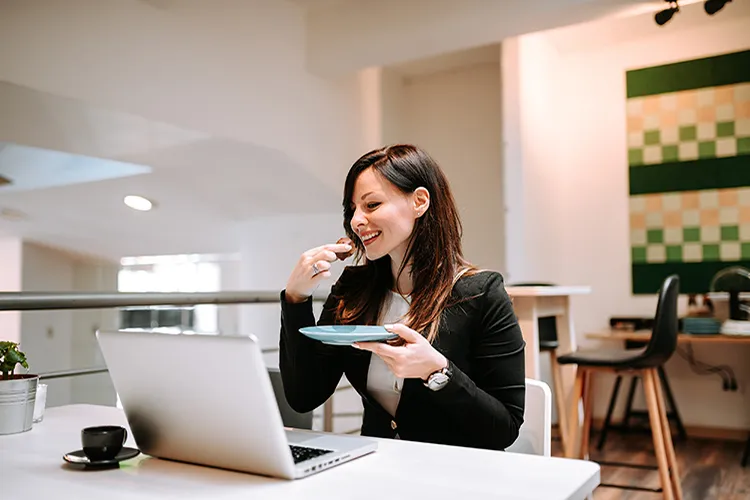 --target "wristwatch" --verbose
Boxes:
[424,364,452,391]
